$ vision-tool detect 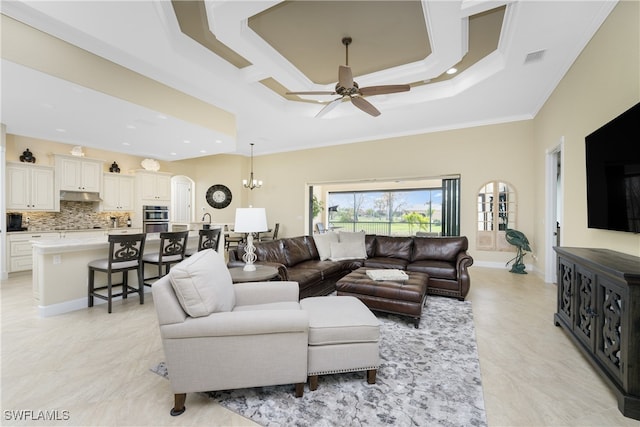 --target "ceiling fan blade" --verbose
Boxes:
[351,96,381,117]
[359,85,411,96]
[286,91,336,95]
[338,65,354,89]
[315,97,343,118]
